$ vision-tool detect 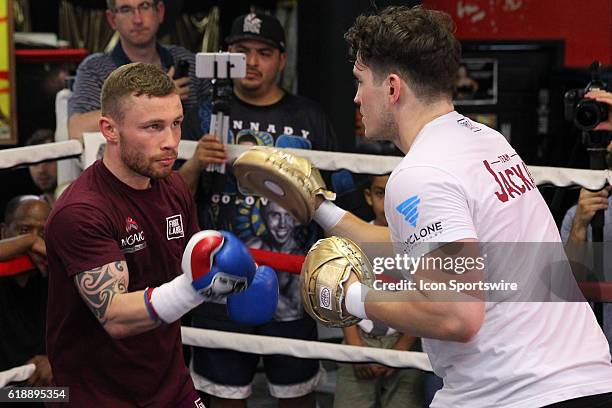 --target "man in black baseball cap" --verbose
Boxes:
[184,10,338,408]
[218,13,288,105]
[226,12,286,52]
